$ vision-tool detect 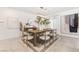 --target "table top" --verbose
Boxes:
[28,29,44,33]
[23,24,55,34]
[27,28,54,34]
